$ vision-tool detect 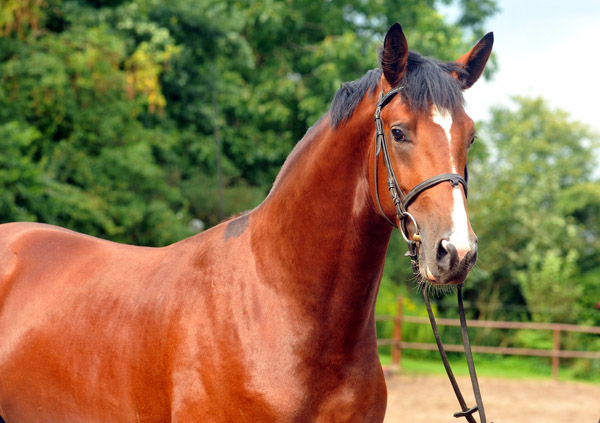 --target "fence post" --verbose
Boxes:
[552,328,561,381]
[392,295,403,368]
